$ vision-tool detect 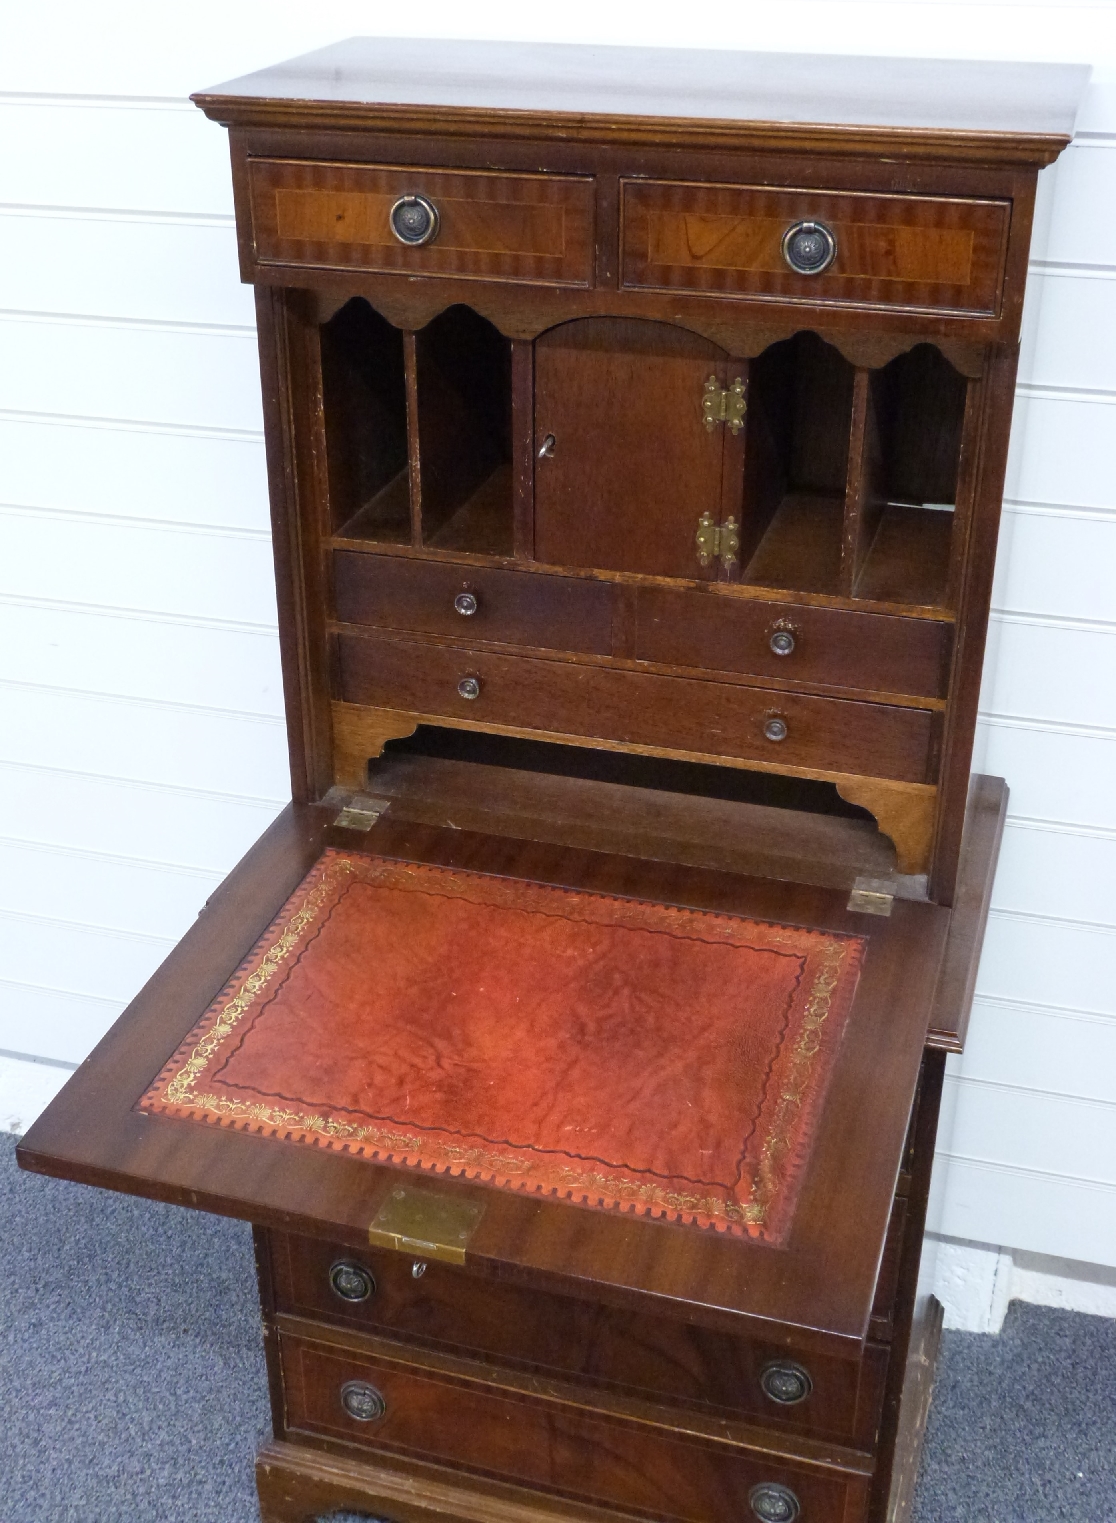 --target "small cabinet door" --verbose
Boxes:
[533,318,744,580]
